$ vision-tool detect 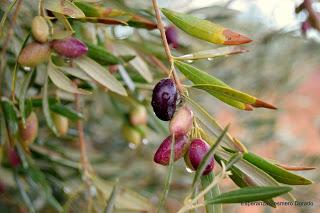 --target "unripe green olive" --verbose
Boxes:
[18,42,51,67]
[32,16,49,43]
[130,105,147,126]
[19,112,38,145]
[122,124,141,146]
[52,113,69,136]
